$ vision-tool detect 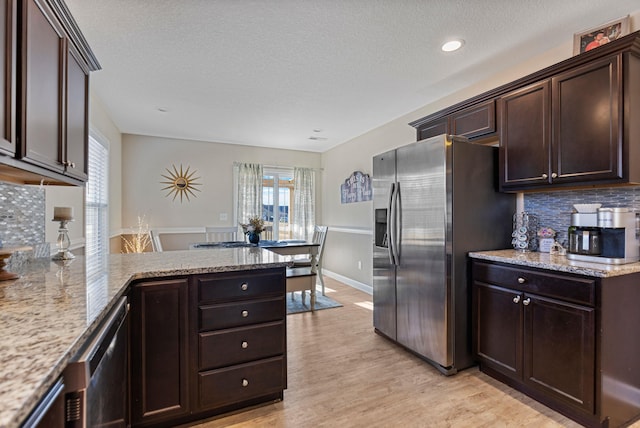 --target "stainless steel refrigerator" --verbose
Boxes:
[373,134,514,375]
